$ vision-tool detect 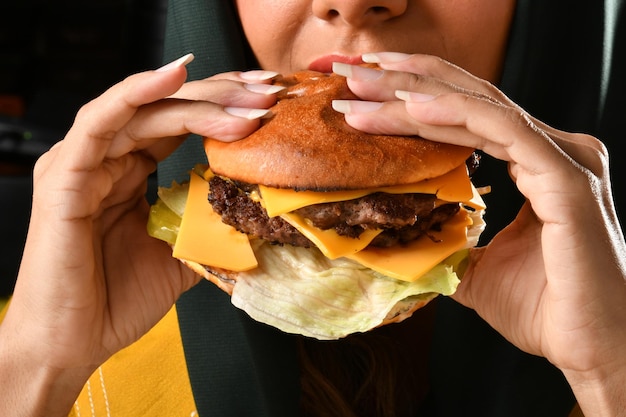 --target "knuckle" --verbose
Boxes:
[574,132,608,158]
[33,151,52,179]
[415,54,447,74]
[75,99,97,121]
